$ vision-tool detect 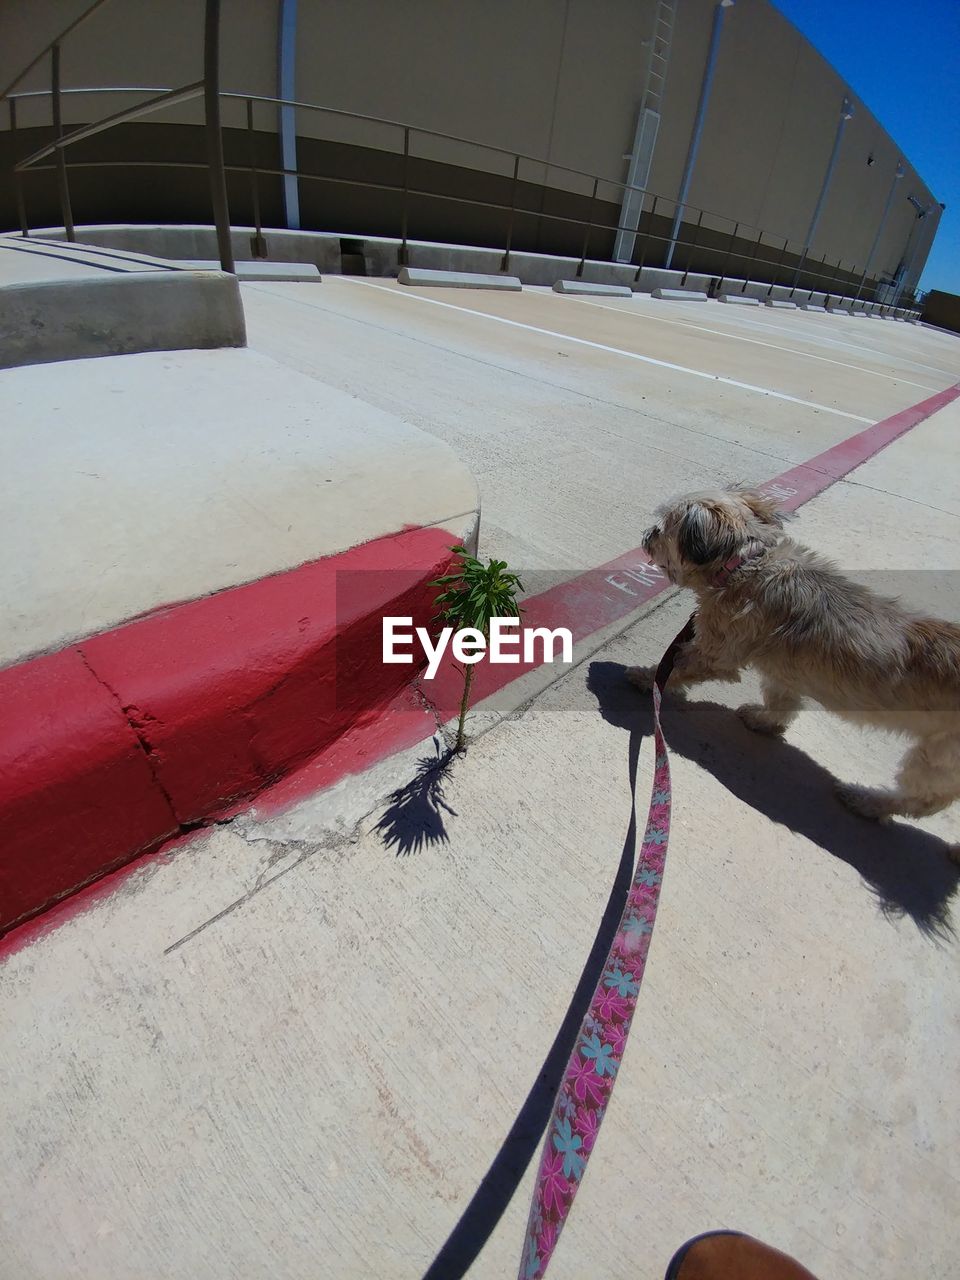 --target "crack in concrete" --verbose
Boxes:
[75,647,181,828]
[412,675,450,747]
[162,829,354,955]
